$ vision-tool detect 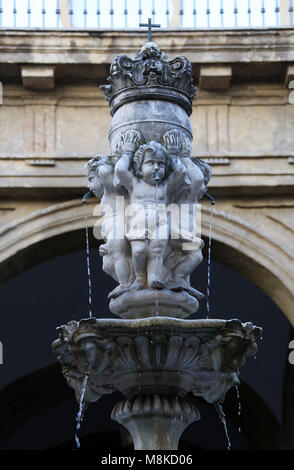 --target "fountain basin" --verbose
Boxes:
[52,317,261,404]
